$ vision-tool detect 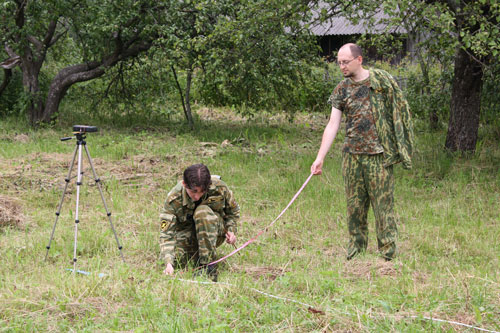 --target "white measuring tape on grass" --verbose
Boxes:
[176,277,500,332]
